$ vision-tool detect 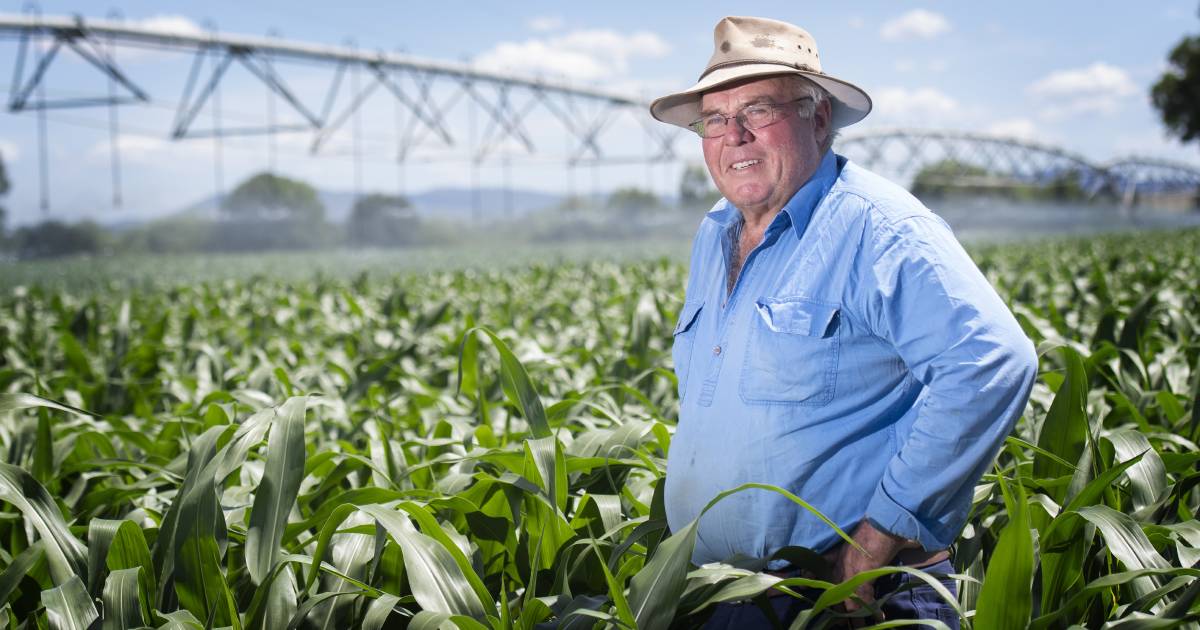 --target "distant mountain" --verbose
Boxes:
[169,186,567,224]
